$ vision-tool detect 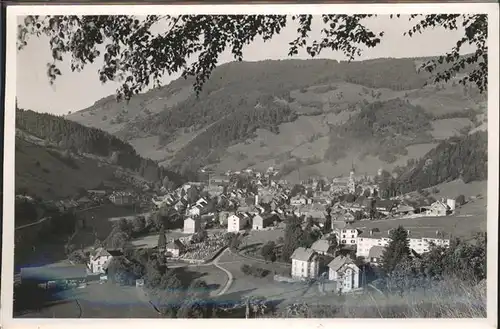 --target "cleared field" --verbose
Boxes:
[430,118,472,140]
[71,205,138,249]
[350,211,486,239]
[427,179,487,200]
[128,136,165,161]
[408,86,484,116]
[73,282,159,318]
[217,255,316,304]
[241,229,285,246]
[130,230,191,249]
